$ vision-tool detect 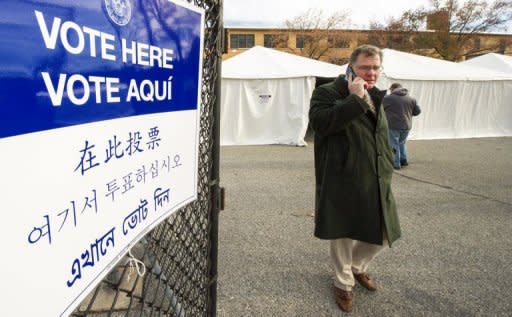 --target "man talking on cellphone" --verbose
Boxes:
[309,45,401,312]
